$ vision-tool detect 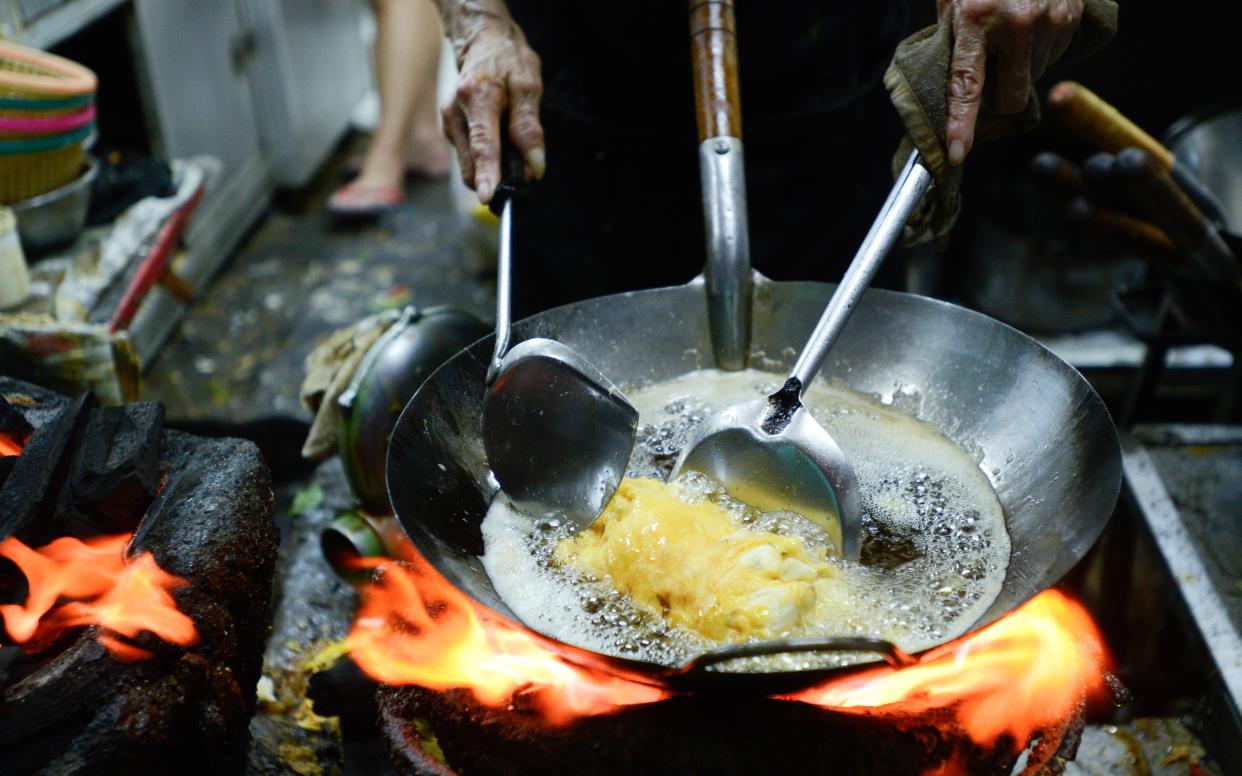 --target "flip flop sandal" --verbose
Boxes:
[326,182,405,219]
